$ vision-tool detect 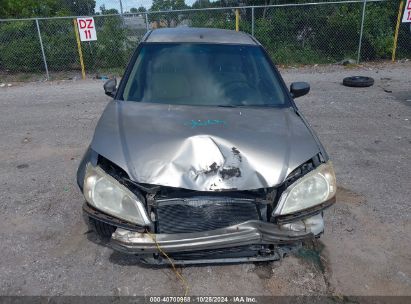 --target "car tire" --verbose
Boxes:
[89,217,116,240]
[343,76,374,87]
